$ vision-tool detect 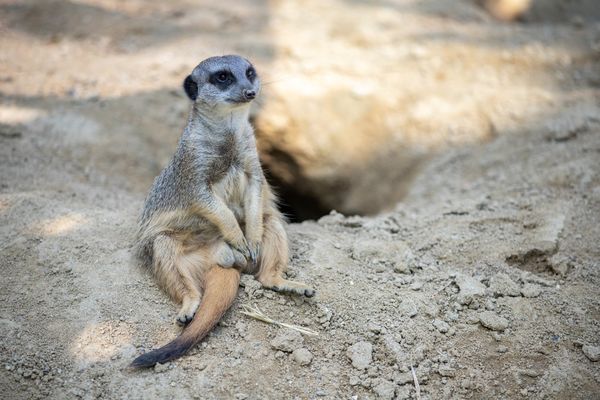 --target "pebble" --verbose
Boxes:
[488,273,521,297]
[433,319,450,334]
[582,345,600,362]
[393,371,413,385]
[455,274,486,305]
[292,348,313,366]
[270,330,304,353]
[516,368,539,378]
[347,341,373,369]
[398,299,418,318]
[497,345,508,353]
[372,379,396,399]
[368,323,384,334]
[396,386,411,400]
[521,283,542,298]
[438,365,456,377]
[478,311,509,331]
